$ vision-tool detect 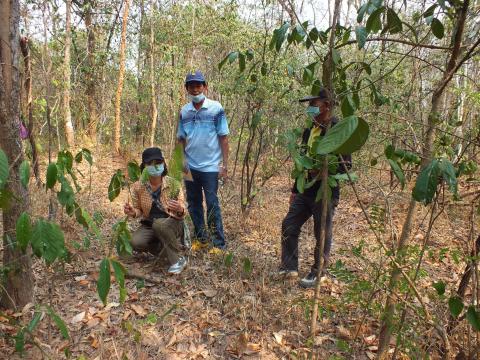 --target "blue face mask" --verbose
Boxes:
[146,164,164,177]
[306,106,321,118]
[190,93,205,103]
